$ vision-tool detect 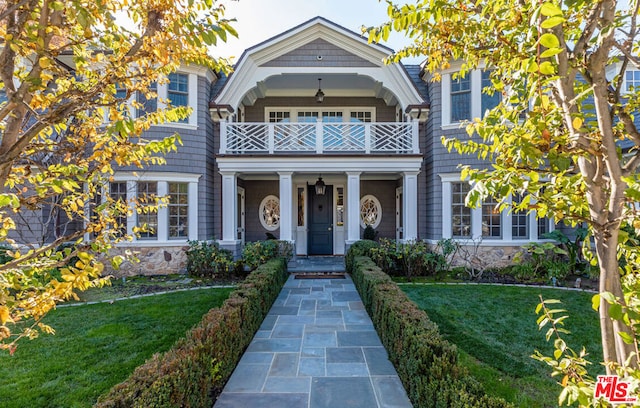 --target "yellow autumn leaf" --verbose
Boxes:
[572,117,583,131]
[0,306,13,325]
